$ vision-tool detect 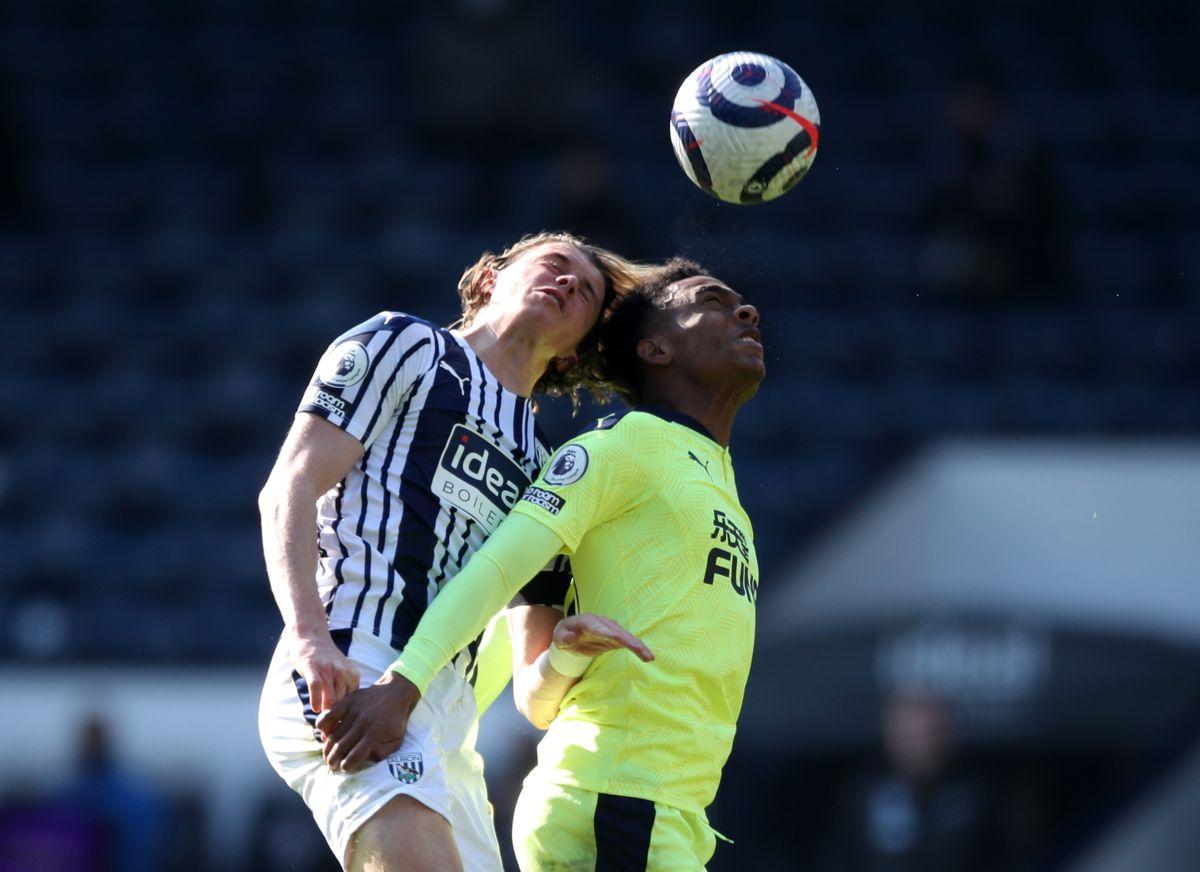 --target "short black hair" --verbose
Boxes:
[598,257,709,406]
